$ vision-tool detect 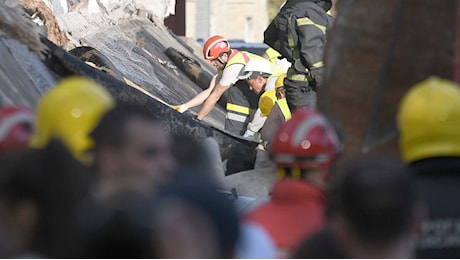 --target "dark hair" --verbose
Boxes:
[334,154,415,245]
[153,174,240,258]
[90,103,159,148]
